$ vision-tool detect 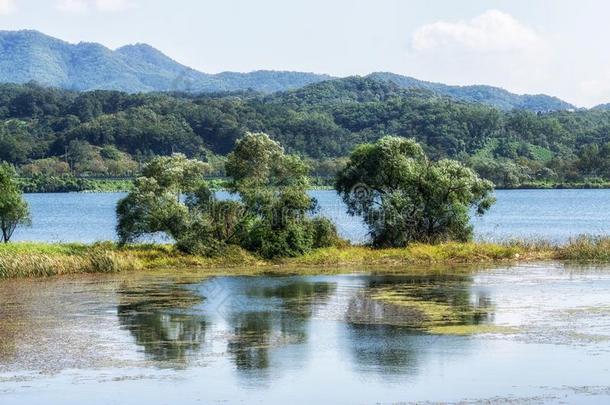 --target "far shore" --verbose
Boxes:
[17,177,610,194]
